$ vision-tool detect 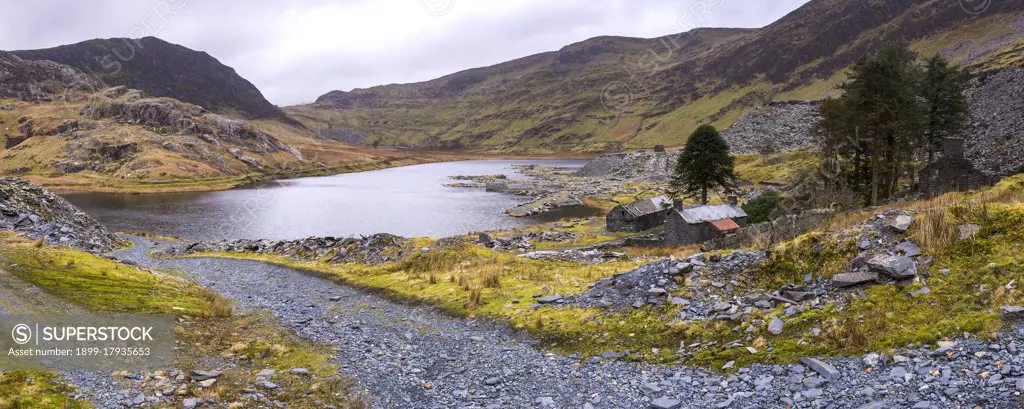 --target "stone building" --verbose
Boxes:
[606,196,672,232]
[664,197,748,245]
[920,138,993,198]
